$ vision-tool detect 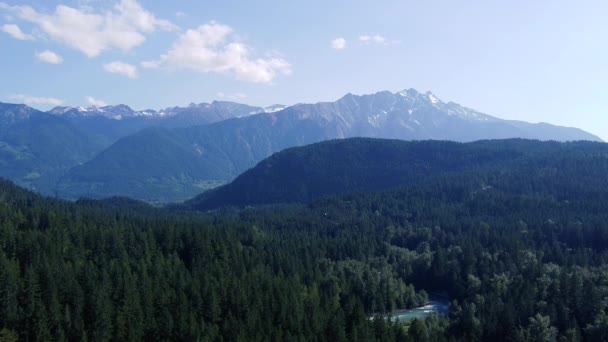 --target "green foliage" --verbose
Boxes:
[2,138,608,340]
[521,314,557,342]
[189,138,608,209]
[0,179,426,340]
